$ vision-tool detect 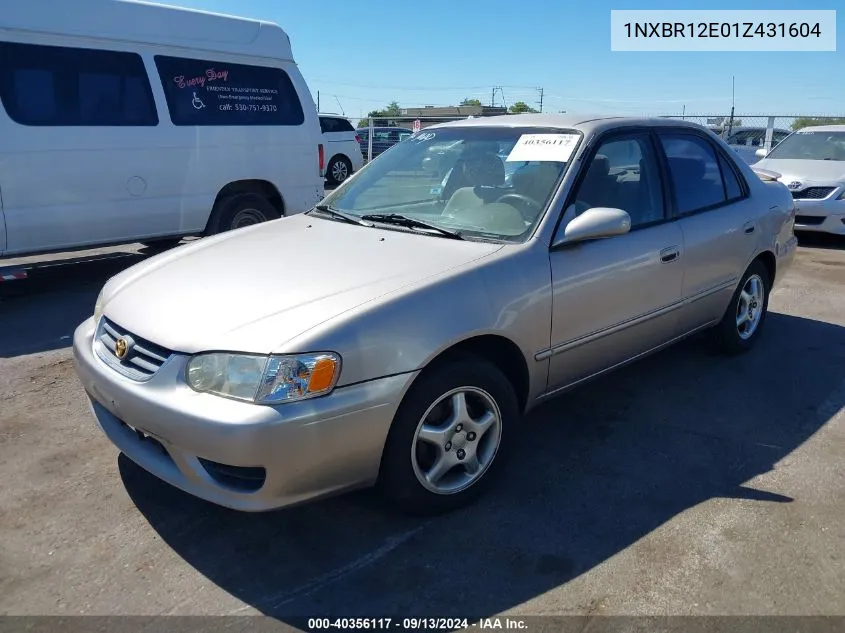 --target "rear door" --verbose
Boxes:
[656,130,760,333]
